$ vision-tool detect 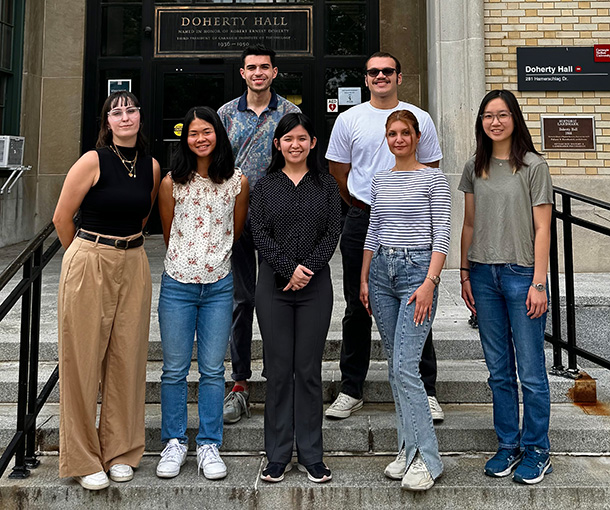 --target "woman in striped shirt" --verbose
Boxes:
[360,110,451,491]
